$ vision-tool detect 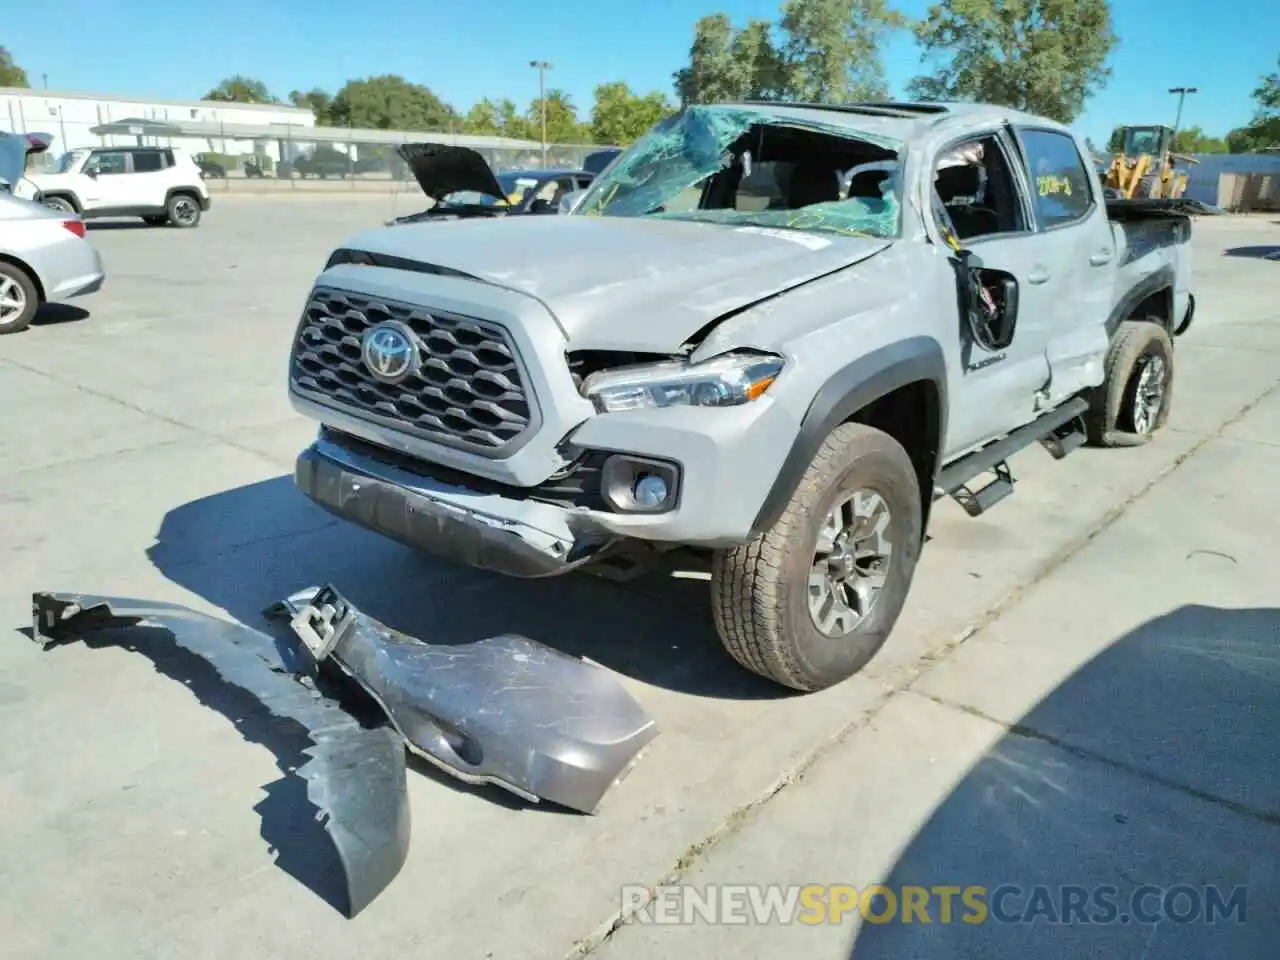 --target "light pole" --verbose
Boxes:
[1168,86,1198,146]
[530,60,552,166]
